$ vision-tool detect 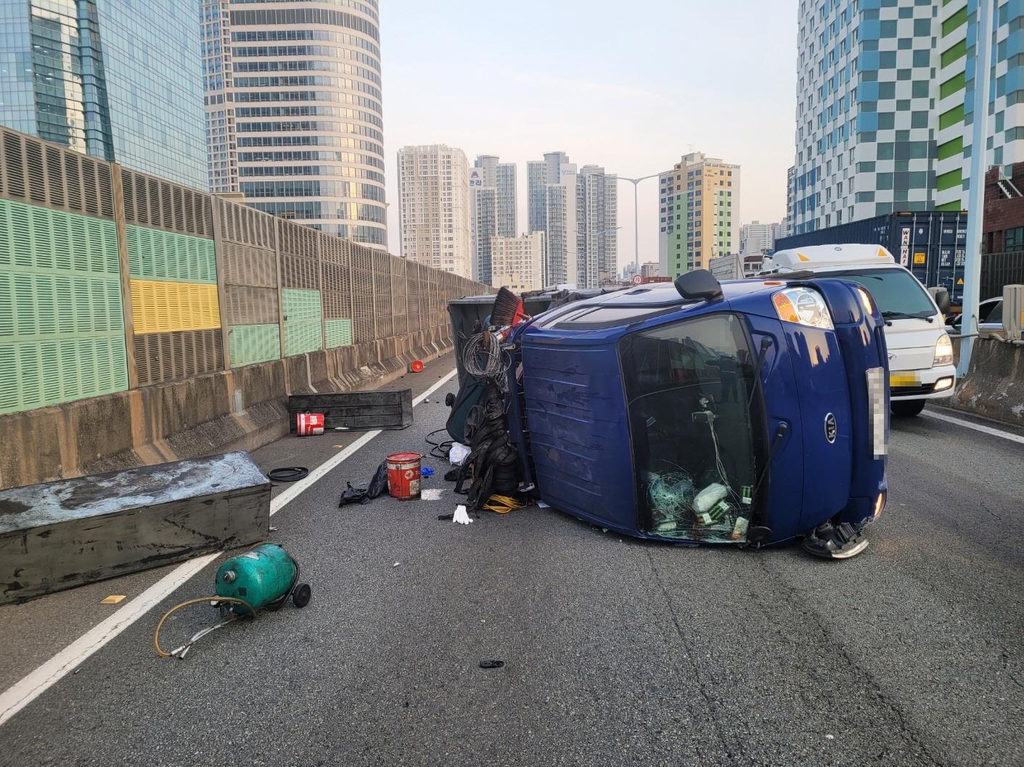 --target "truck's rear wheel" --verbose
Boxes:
[891,400,926,417]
